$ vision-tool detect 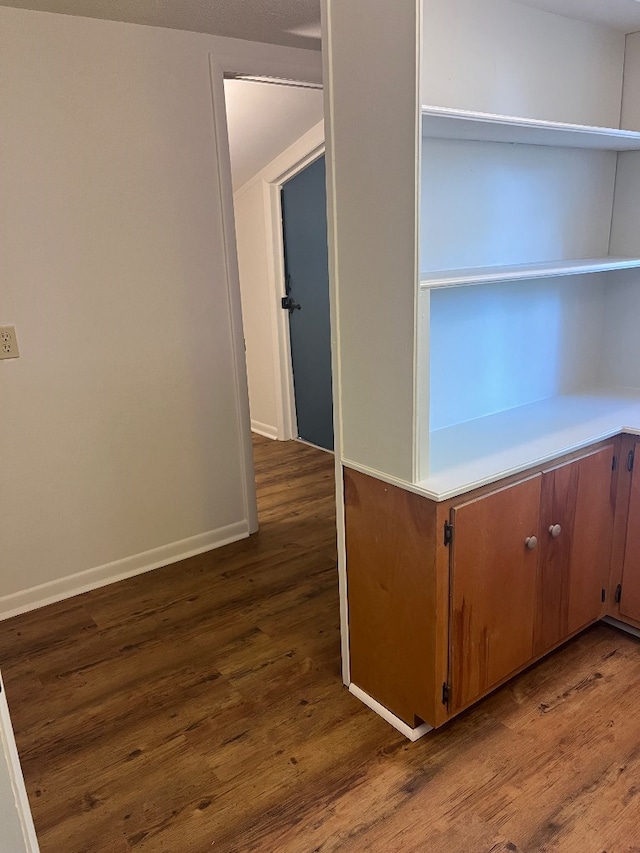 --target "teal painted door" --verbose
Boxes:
[281,155,333,451]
